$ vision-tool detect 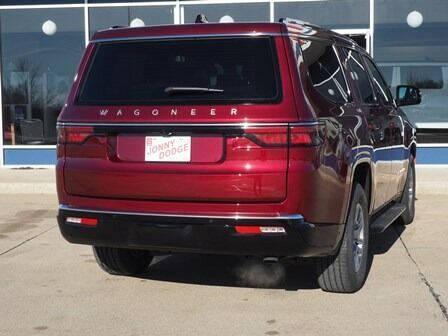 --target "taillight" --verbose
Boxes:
[289,125,322,146]
[57,126,95,144]
[244,127,289,146]
[241,125,322,147]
